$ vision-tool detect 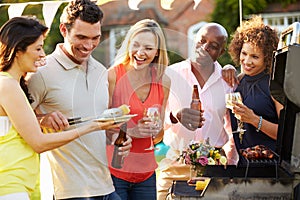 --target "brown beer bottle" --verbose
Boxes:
[190,85,202,111]
[111,123,127,169]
